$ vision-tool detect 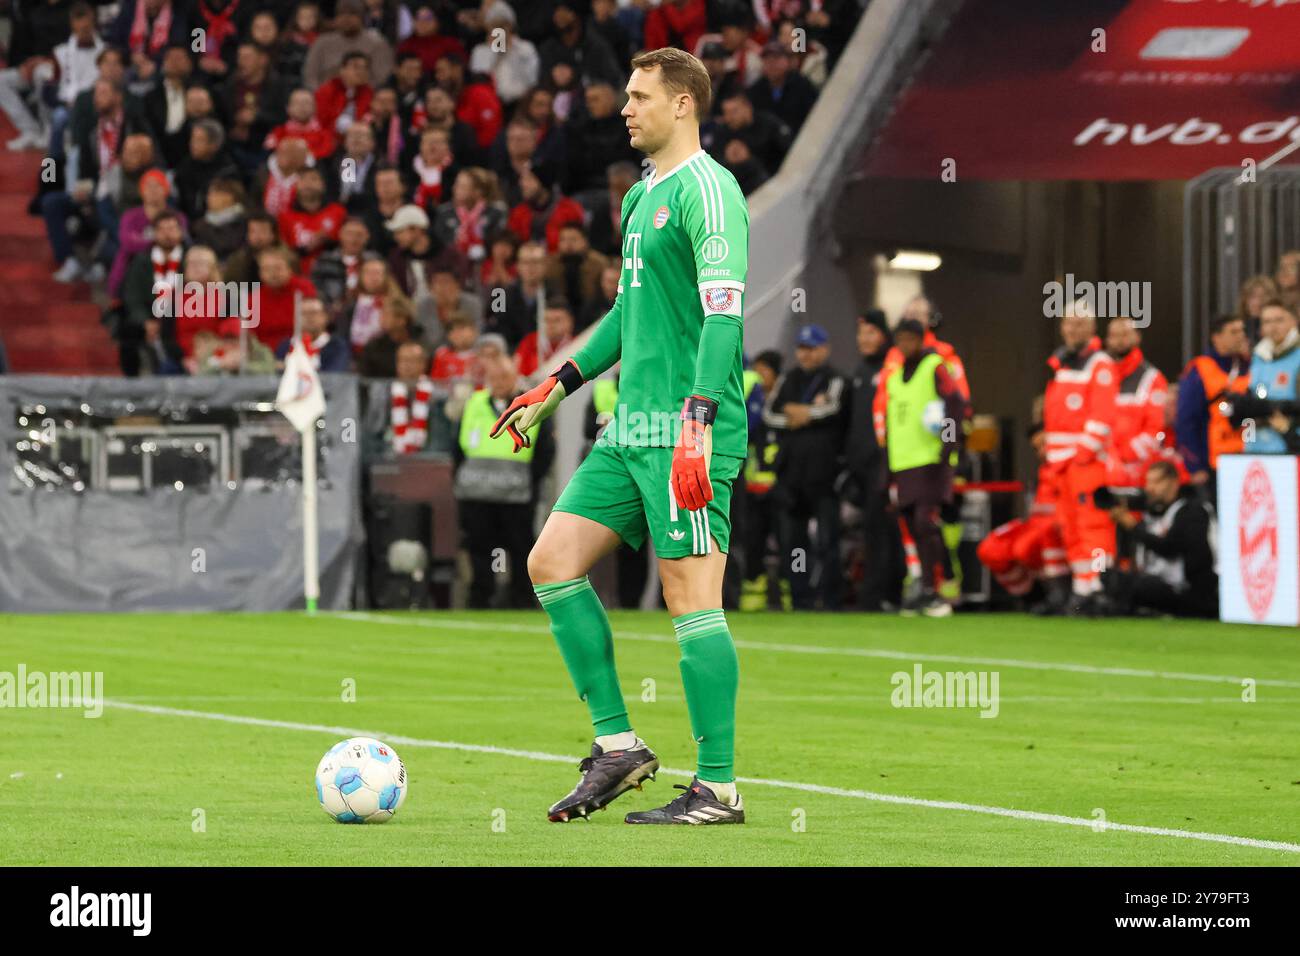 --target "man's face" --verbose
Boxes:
[425,87,453,119]
[420,129,448,159]
[1211,318,1247,357]
[297,172,324,205]
[1144,468,1179,507]
[553,4,577,30]
[336,12,362,36]
[895,331,923,362]
[412,8,437,37]
[397,57,423,88]
[761,52,789,84]
[1060,314,1093,350]
[185,87,213,118]
[396,343,427,380]
[721,97,750,129]
[251,14,277,46]
[163,48,192,81]
[721,25,746,51]
[93,81,119,114]
[1260,305,1296,345]
[372,89,397,120]
[487,357,518,397]
[341,57,370,89]
[447,322,475,350]
[434,58,461,91]
[755,361,777,392]
[431,272,460,302]
[506,123,535,160]
[247,221,275,249]
[72,13,95,42]
[375,170,403,203]
[395,224,424,250]
[154,219,182,250]
[587,83,617,120]
[796,342,827,371]
[121,134,153,171]
[277,138,308,172]
[206,186,232,212]
[622,69,682,154]
[237,46,264,78]
[1105,318,1139,357]
[98,53,126,85]
[517,245,546,281]
[857,321,886,356]
[287,90,315,123]
[557,228,586,257]
[259,254,290,287]
[345,124,374,157]
[190,127,217,160]
[543,308,572,341]
[339,221,368,253]
[301,301,327,335]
